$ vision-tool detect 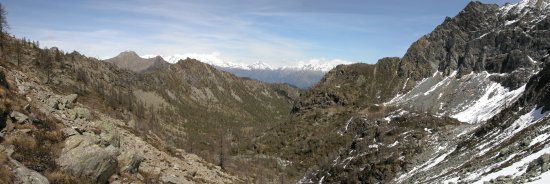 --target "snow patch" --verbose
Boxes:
[451,83,525,124]
[444,177,460,184]
[528,169,550,184]
[388,141,399,148]
[530,133,550,147]
[474,146,550,183]
[422,148,456,171]
[338,117,355,136]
